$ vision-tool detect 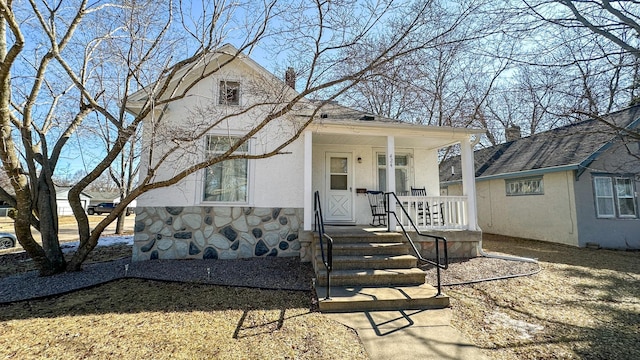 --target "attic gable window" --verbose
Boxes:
[219,81,240,105]
[505,177,543,196]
